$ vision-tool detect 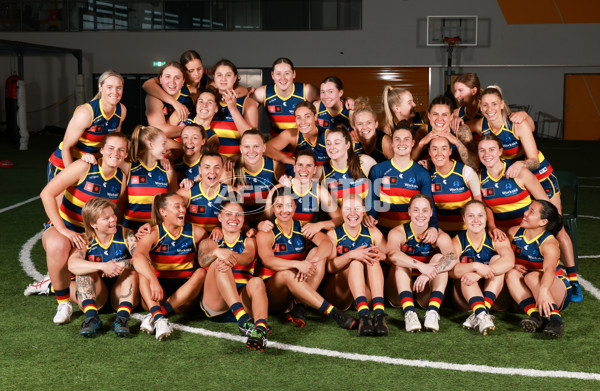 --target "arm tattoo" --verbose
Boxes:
[524,159,540,170]
[435,252,457,273]
[76,274,96,301]
[125,231,138,255]
[200,251,218,268]
[119,284,133,300]
[457,125,473,143]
